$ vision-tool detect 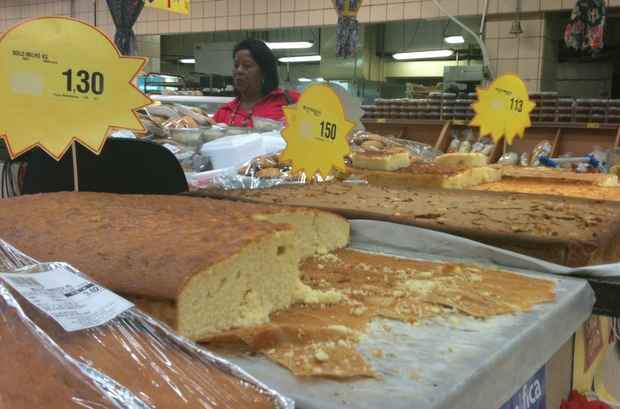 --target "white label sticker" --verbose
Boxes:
[1,267,133,332]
